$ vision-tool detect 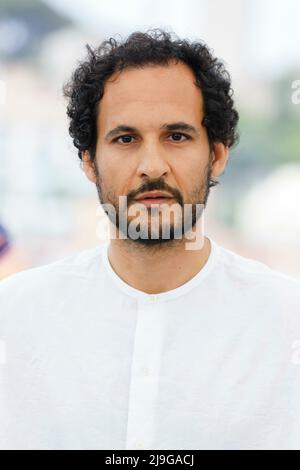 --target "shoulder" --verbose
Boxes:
[214,241,300,325]
[210,241,300,344]
[216,241,300,292]
[0,245,102,286]
[0,245,103,318]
